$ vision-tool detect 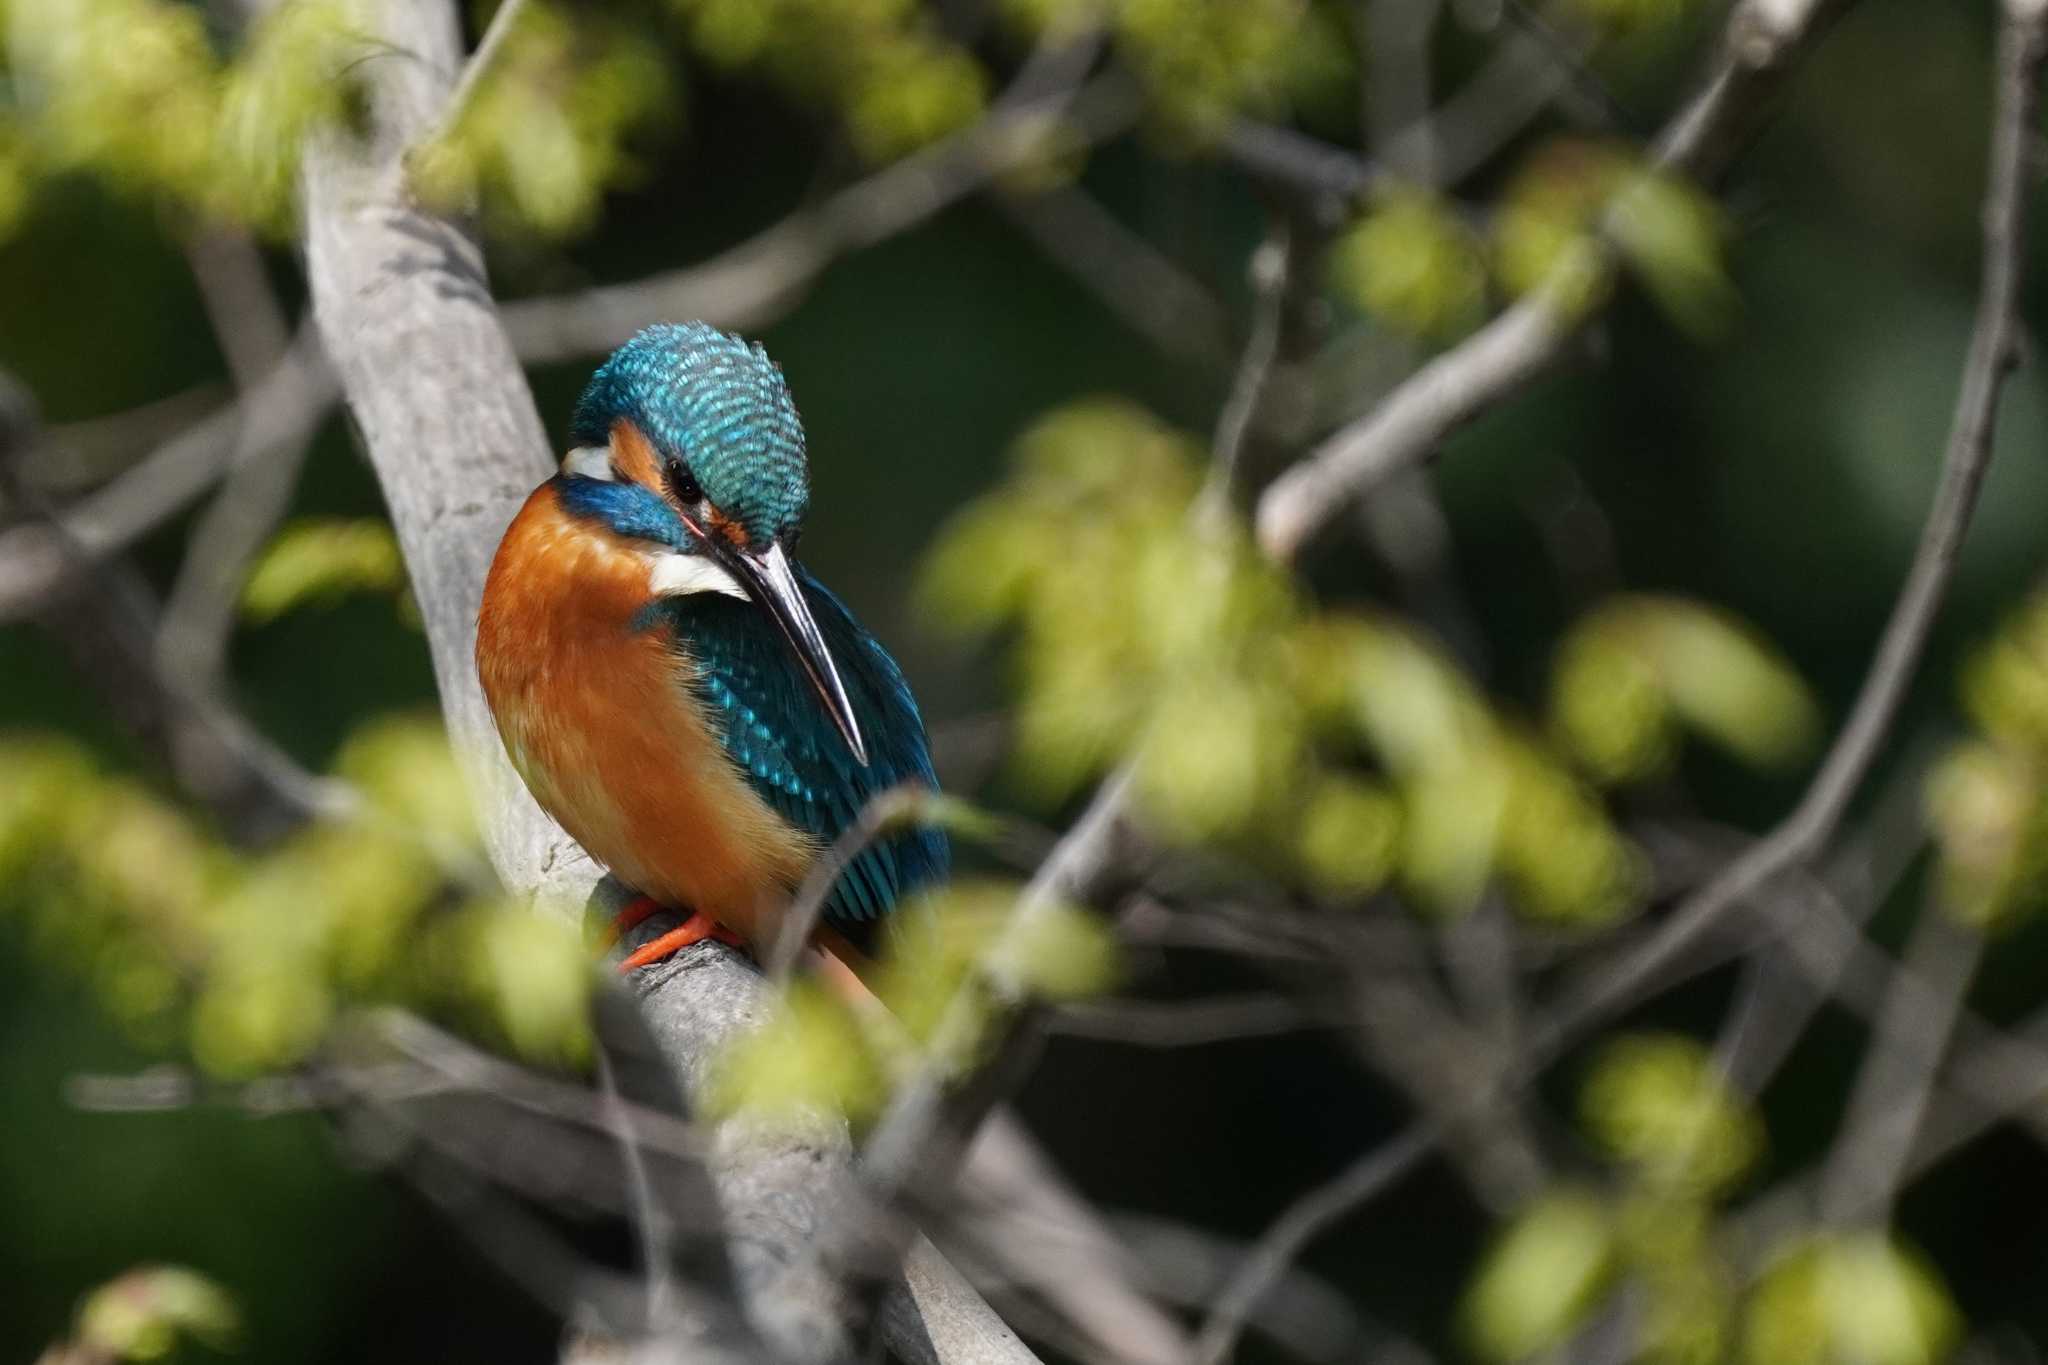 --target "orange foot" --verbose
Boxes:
[607,896,744,973]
